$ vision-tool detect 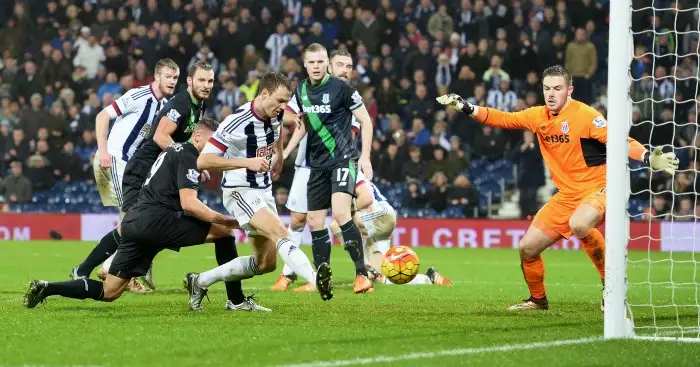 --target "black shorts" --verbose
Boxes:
[307,159,357,211]
[109,209,211,278]
[121,159,152,213]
